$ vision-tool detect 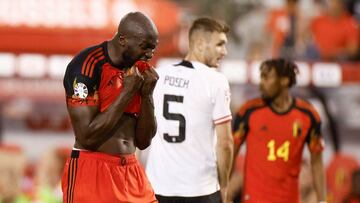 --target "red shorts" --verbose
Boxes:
[61,150,157,203]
